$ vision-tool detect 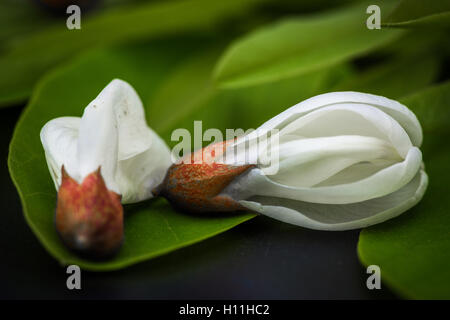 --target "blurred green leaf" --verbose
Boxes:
[332,52,441,98]
[0,0,55,44]
[375,29,448,56]
[401,82,450,134]
[358,81,450,299]
[384,0,450,28]
[213,1,402,89]
[146,46,223,134]
[0,0,266,107]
